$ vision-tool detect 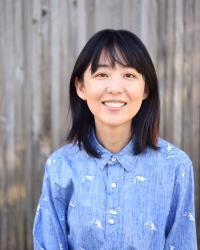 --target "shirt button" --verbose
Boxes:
[109,218,115,224]
[108,156,117,165]
[111,182,117,188]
